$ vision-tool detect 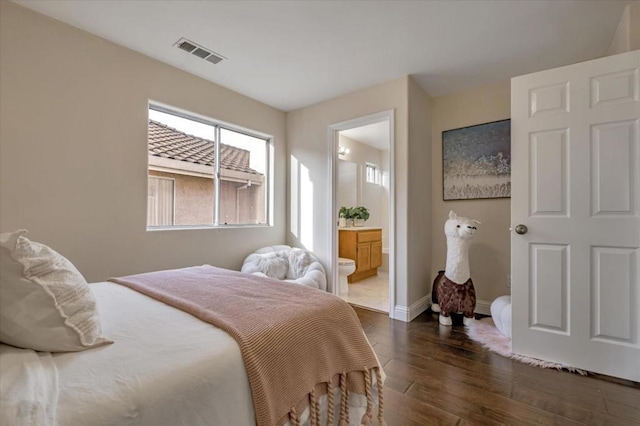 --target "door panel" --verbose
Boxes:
[512,50,640,381]
[529,82,569,117]
[590,68,638,108]
[529,129,568,216]
[356,243,371,272]
[371,241,382,268]
[591,246,638,345]
[529,244,568,333]
[591,120,637,216]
